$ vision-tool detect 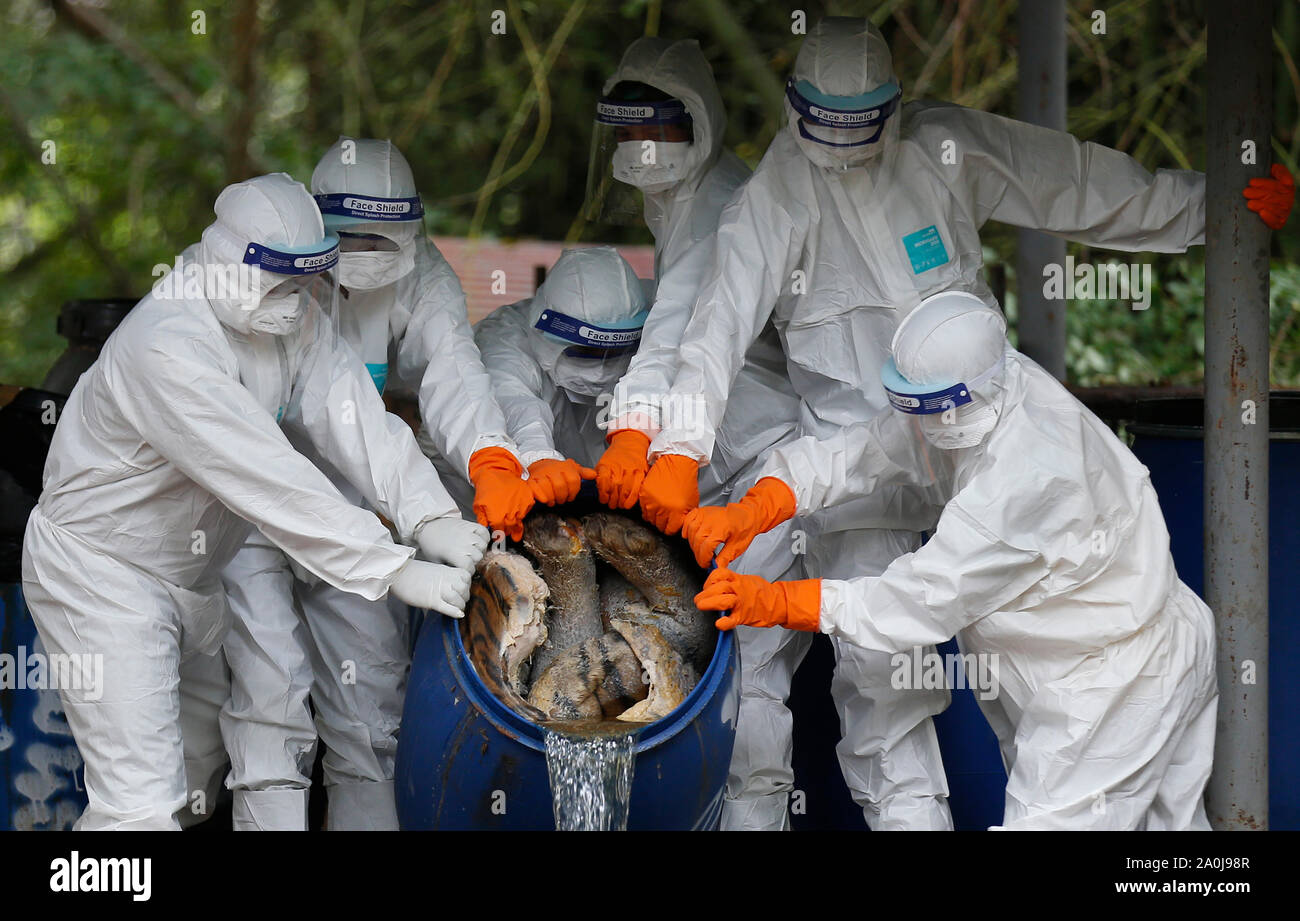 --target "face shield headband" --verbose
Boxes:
[534,307,650,358]
[881,353,1004,415]
[242,235,340,274]
[786,78,901,148]
[595,97,693,134]
[314,193,425,224]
